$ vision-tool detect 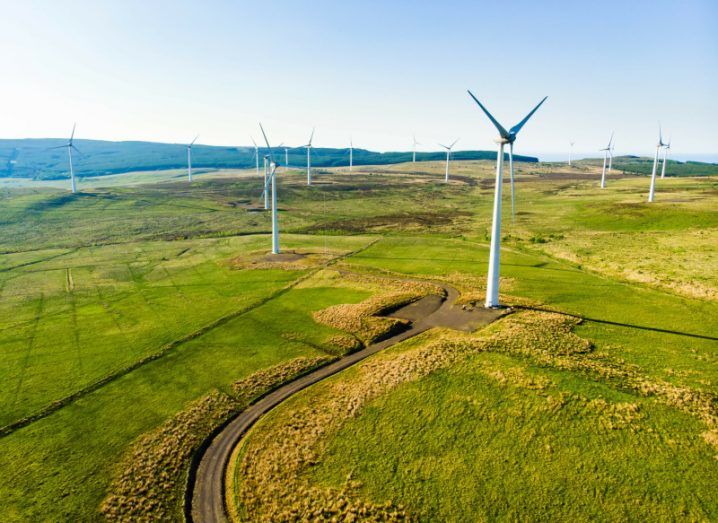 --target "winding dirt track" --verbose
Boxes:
[188,284,503,522]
